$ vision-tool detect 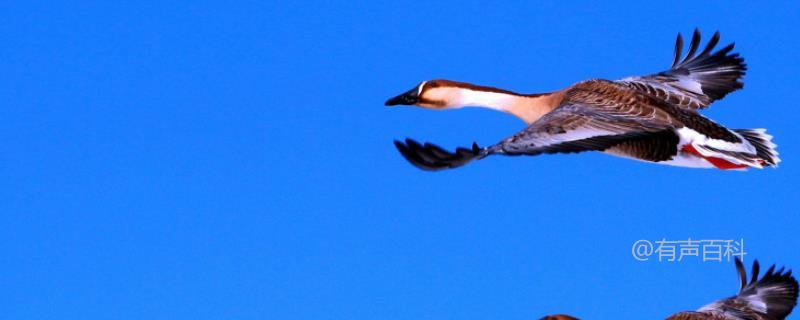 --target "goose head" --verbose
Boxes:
[385,79,557,124]
[385,79,481,109]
